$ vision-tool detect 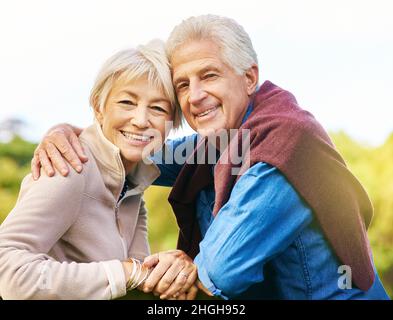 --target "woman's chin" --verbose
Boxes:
[121,152,143,163]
